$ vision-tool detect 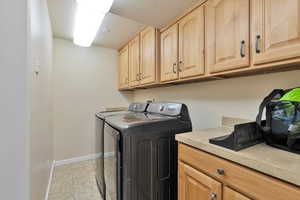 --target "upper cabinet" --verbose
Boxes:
[206,0,250,73]
[119,0,300,90]
[118,45,129,89]
[160,5,205,83]
[178,6,205,78]
[128,36,140,87]
[140,27,159,85]
[160,24,179,82]
[118,26,159,90]
[252,0,300,65]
